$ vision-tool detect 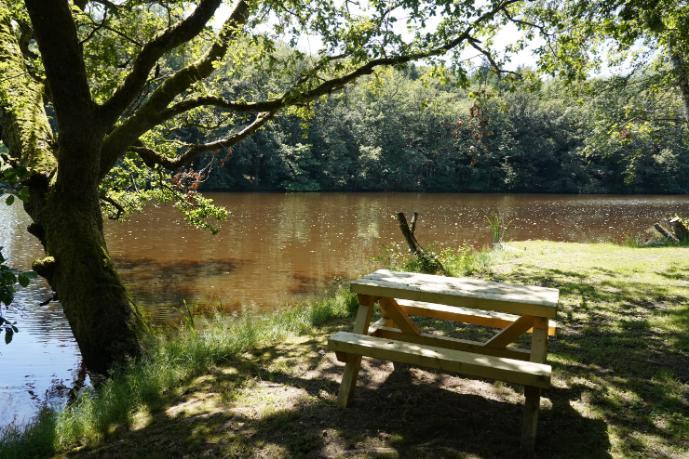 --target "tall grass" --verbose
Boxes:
[377,243,492,277]
[0,287,357,457]
[437,246,492,277]
[486,211,509,246]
